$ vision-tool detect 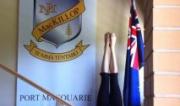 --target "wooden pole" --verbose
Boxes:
[0,64,71,106]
